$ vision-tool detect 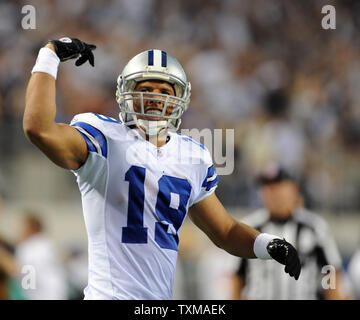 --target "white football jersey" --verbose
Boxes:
[70,113,218,300]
